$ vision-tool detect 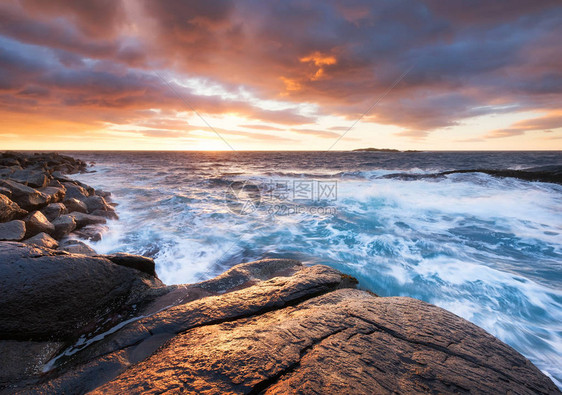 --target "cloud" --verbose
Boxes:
[485,114,562,138]
[0,0,561,145]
